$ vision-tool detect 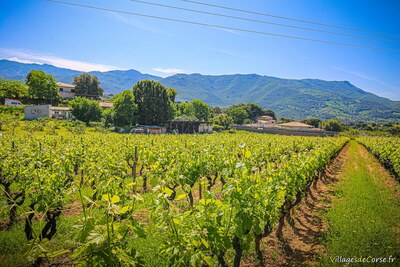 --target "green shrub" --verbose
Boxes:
[0,106,24,120]
[212,124,224,132]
